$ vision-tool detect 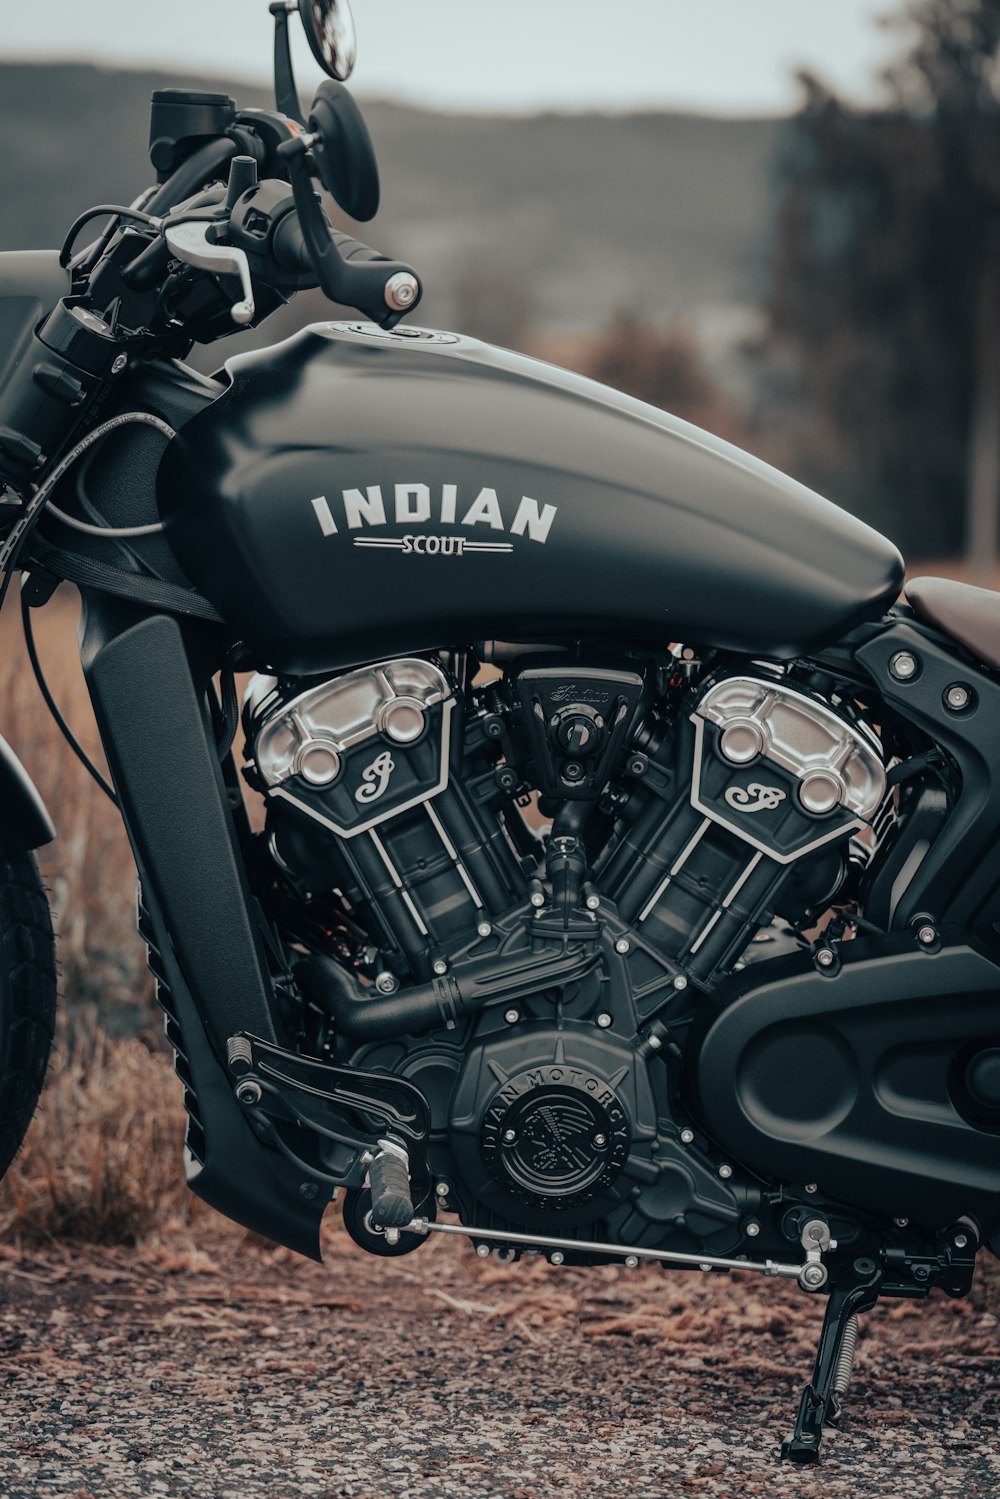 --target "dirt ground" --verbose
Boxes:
[1,1221,999,1499]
